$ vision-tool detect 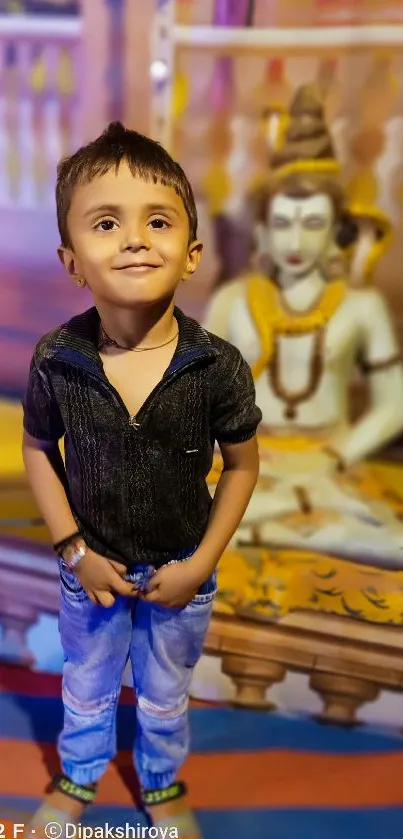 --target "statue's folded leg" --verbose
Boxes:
[306,475,385,523]
[242,484,301,521]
